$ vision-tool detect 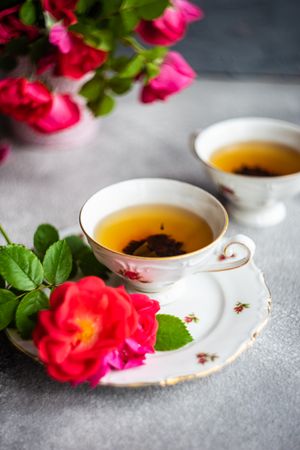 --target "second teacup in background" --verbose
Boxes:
[192,117,300,227]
